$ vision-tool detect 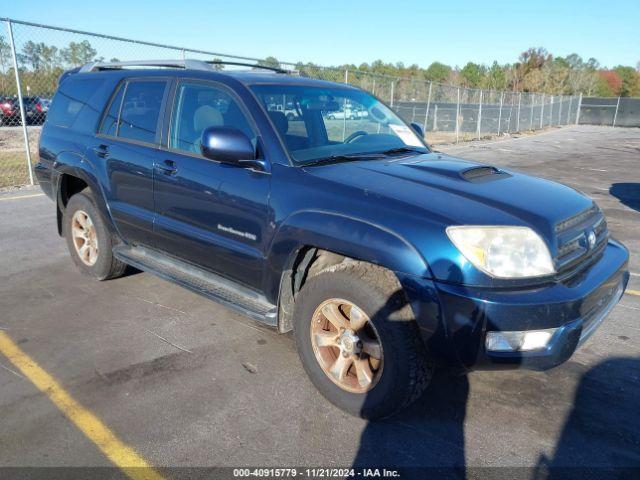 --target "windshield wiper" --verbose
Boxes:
[379,146,428,156]
[302,152,385,167]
